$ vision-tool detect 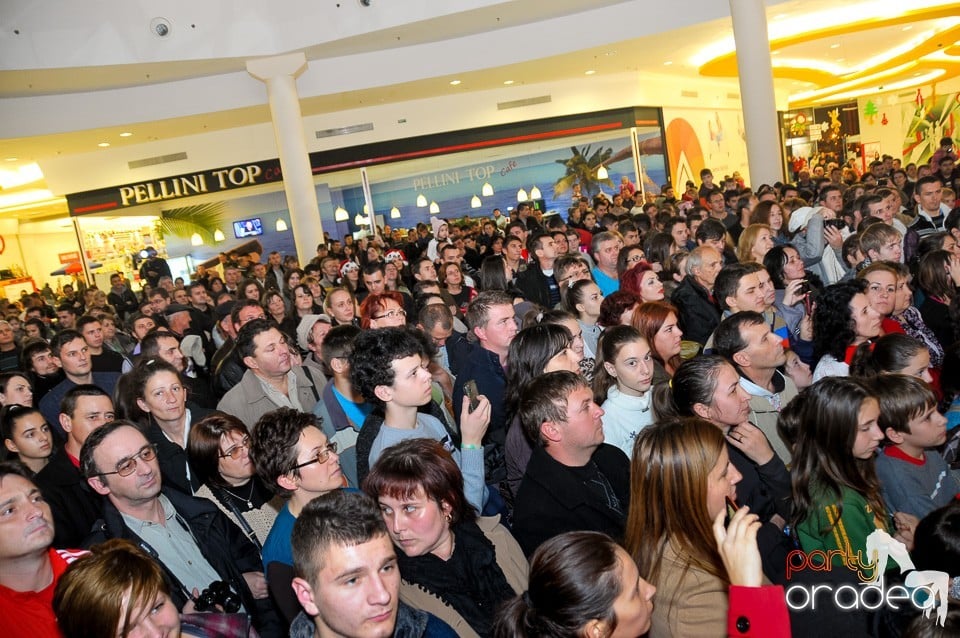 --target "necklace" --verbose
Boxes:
[220,481,255,509]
